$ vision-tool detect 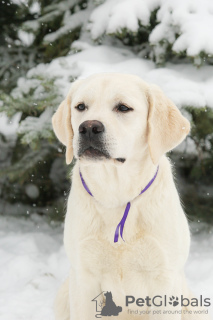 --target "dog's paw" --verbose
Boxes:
[169,296,179,307]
